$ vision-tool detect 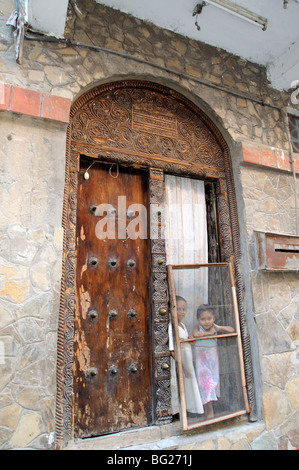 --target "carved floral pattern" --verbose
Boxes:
[71,84,225,174]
